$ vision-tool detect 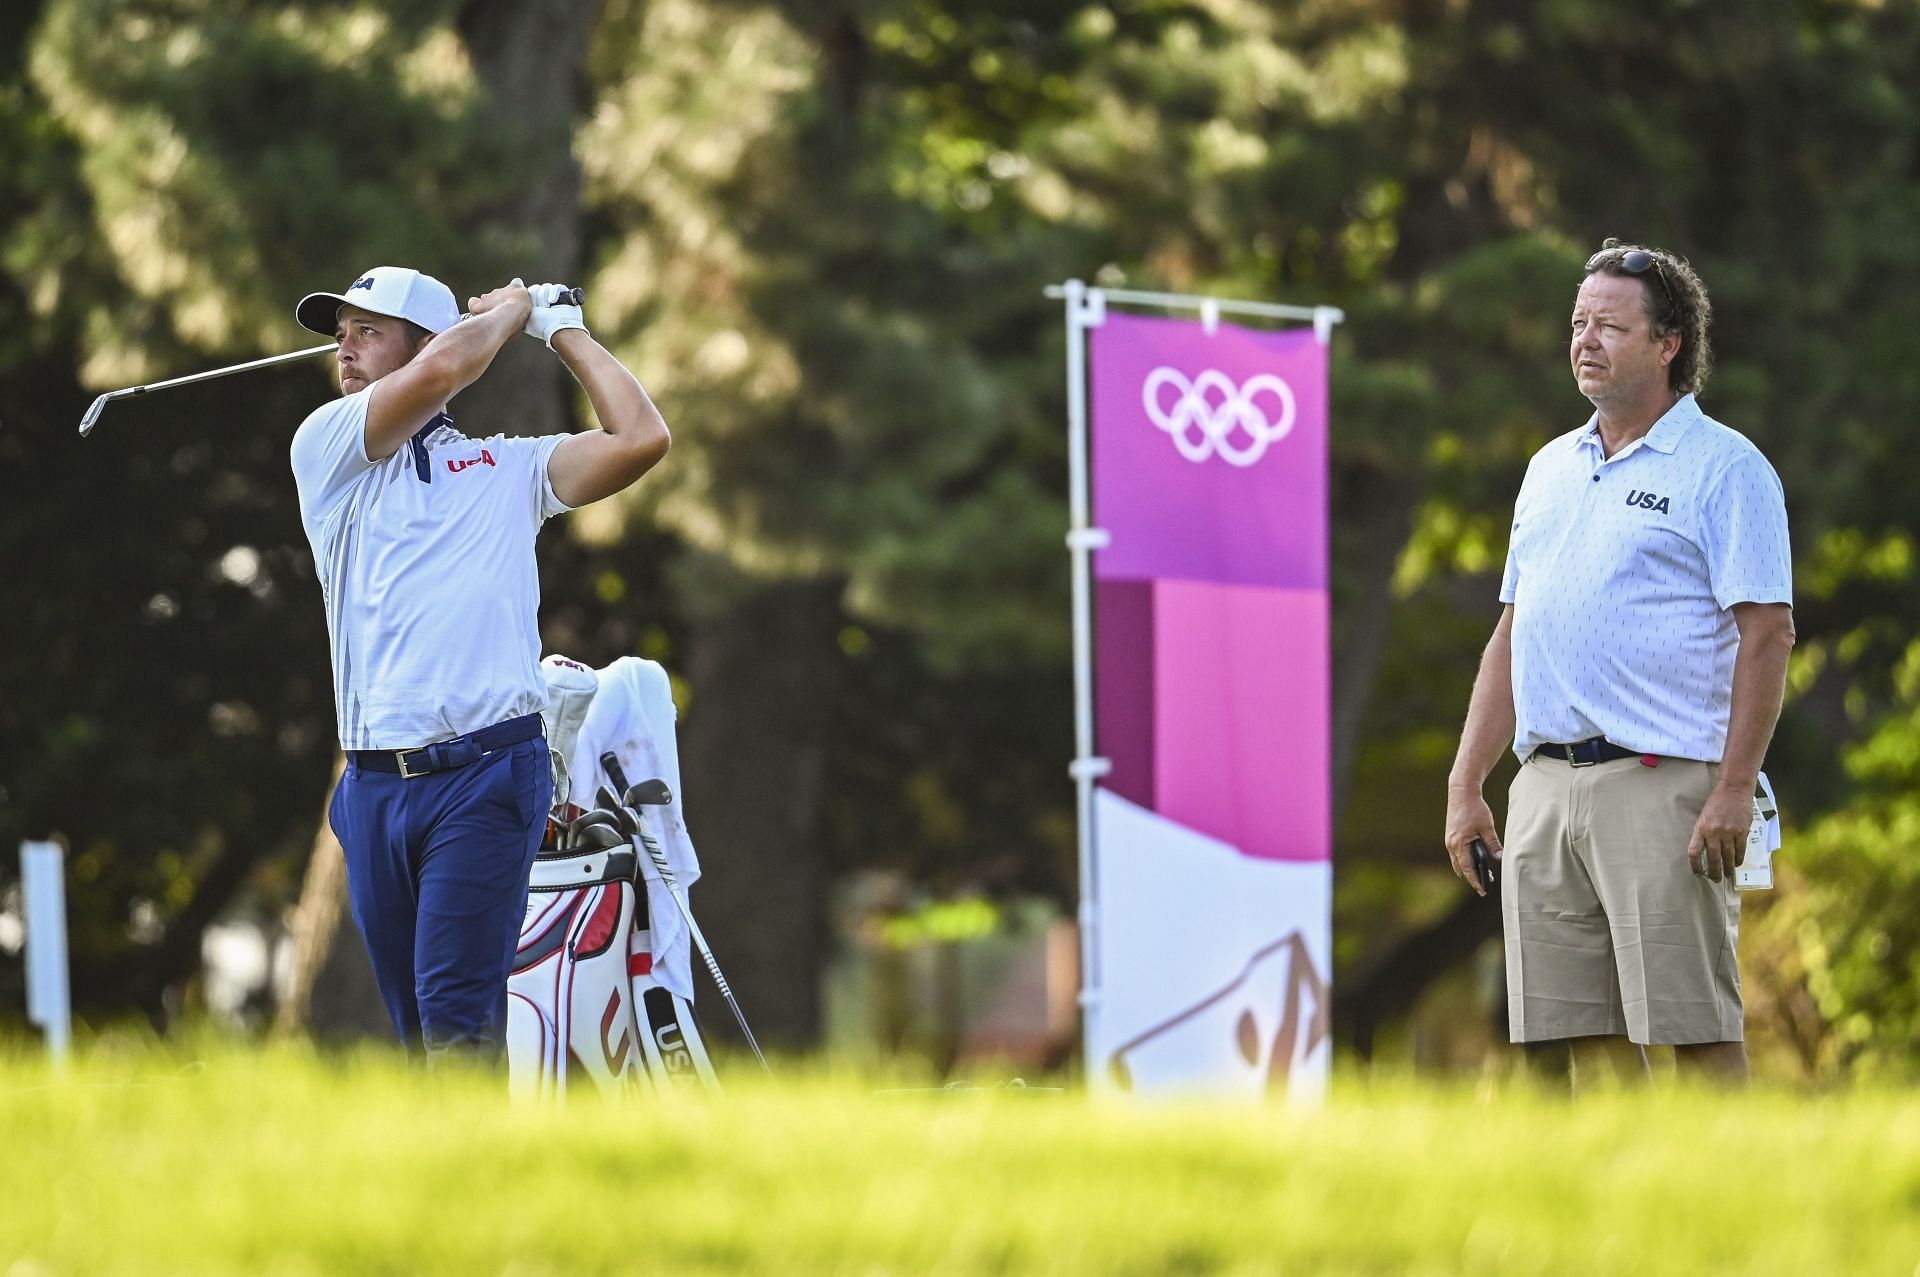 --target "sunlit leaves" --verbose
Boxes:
[28,0,513,383]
